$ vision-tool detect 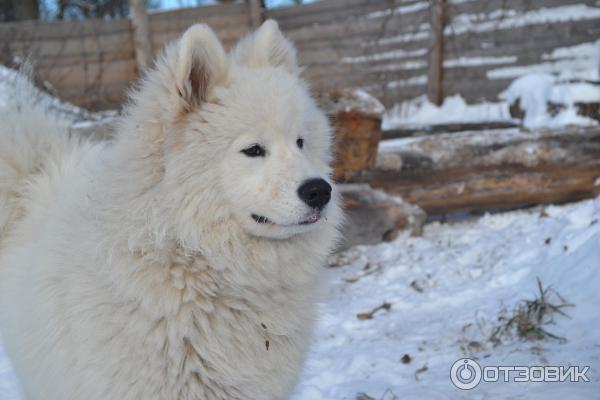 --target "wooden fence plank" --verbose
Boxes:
[130,0,153,72]
[37,58,136,87]
[7,33,134,60]
[247,0,263,28]
[427,0,445,105]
